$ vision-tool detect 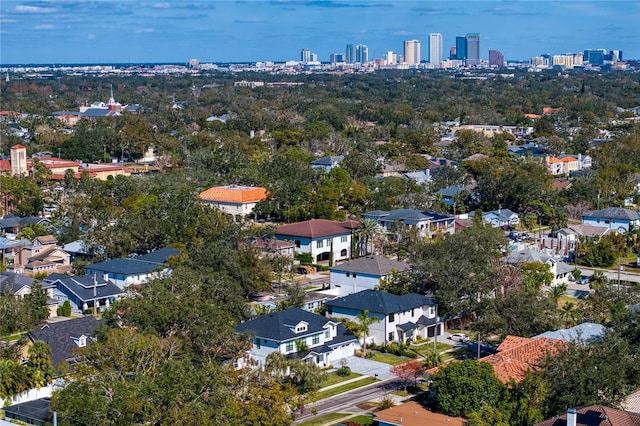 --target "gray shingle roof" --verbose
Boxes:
[86,258,164,275]
[364,209,453,223]
[583,207,640,221]
[135,247,179,264]
[44,274,121,302]
[311,155,344,166]
[29,316,103,366]
[235,308,337,342]
[331,255,411,276]
[0,271,34,294]
[327,290,435,315]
